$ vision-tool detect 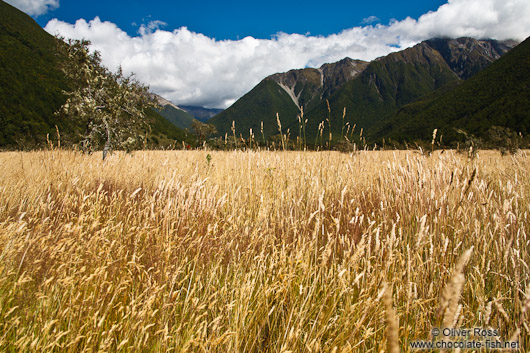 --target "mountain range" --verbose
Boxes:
[179,106,223,122]
[209,58,370,138]
[153,95,224,130]
[209,36,526,148]
[153,94,196,130]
